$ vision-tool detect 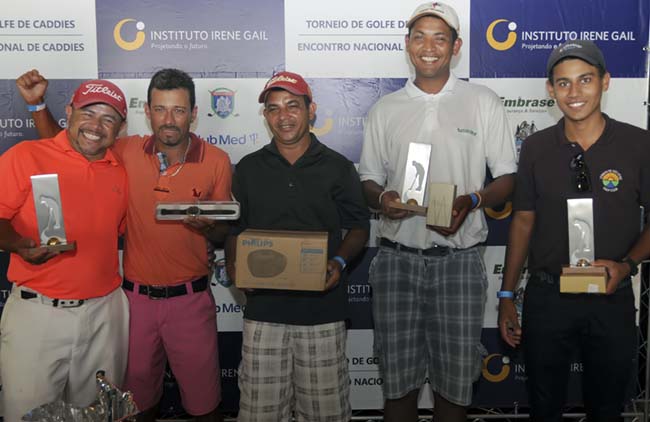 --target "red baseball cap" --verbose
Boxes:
[71,79,127,119]
[258,71,313,103]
